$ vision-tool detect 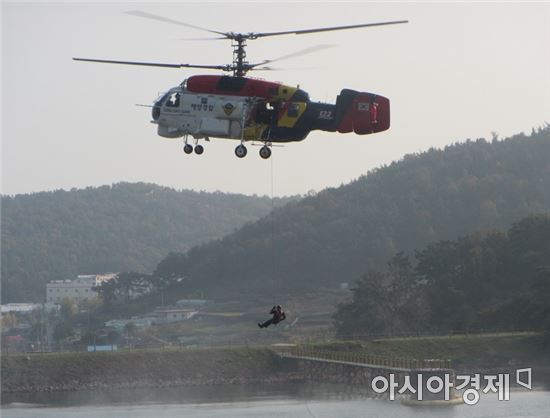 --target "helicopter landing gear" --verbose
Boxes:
[259,145,272,159]
[183,136,205,155]
[235,144,248,158]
